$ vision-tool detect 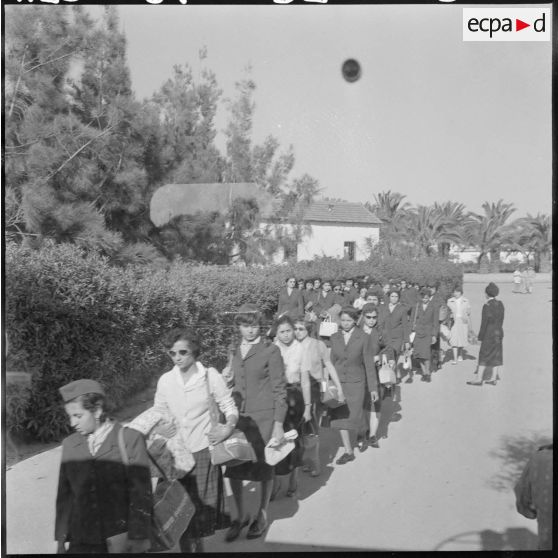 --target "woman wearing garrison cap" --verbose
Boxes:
[467,282,505,386]
[55,379,152,554]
